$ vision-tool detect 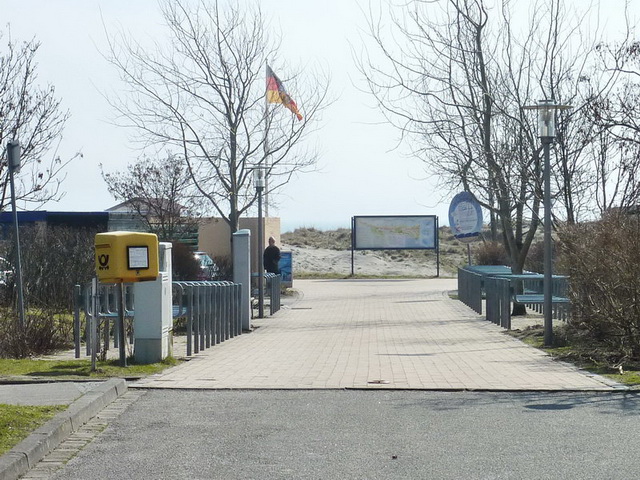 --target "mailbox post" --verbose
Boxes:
[95,232,159,366]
